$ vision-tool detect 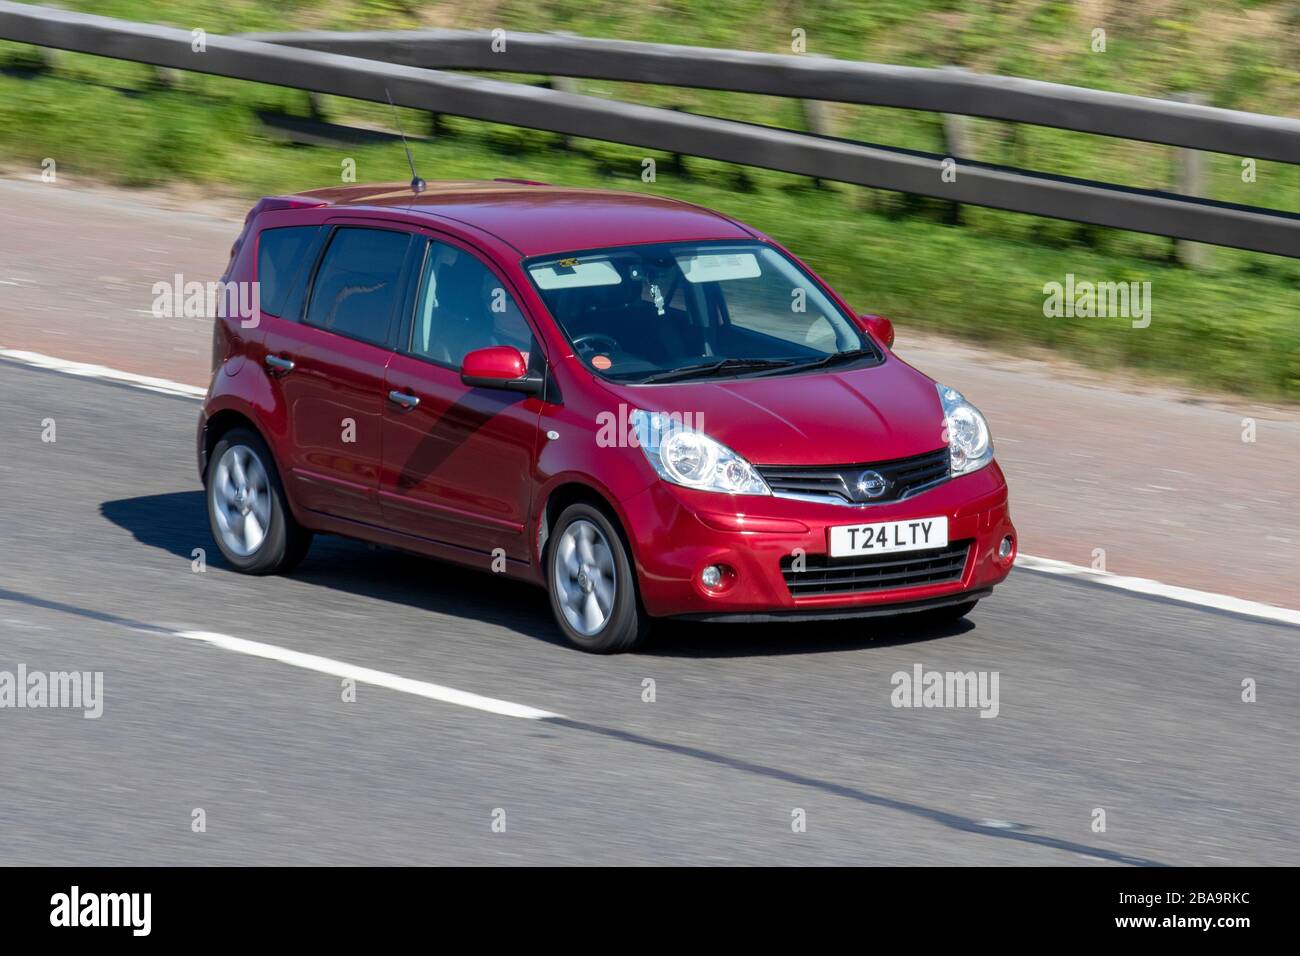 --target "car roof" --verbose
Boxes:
[292,180,755,257]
